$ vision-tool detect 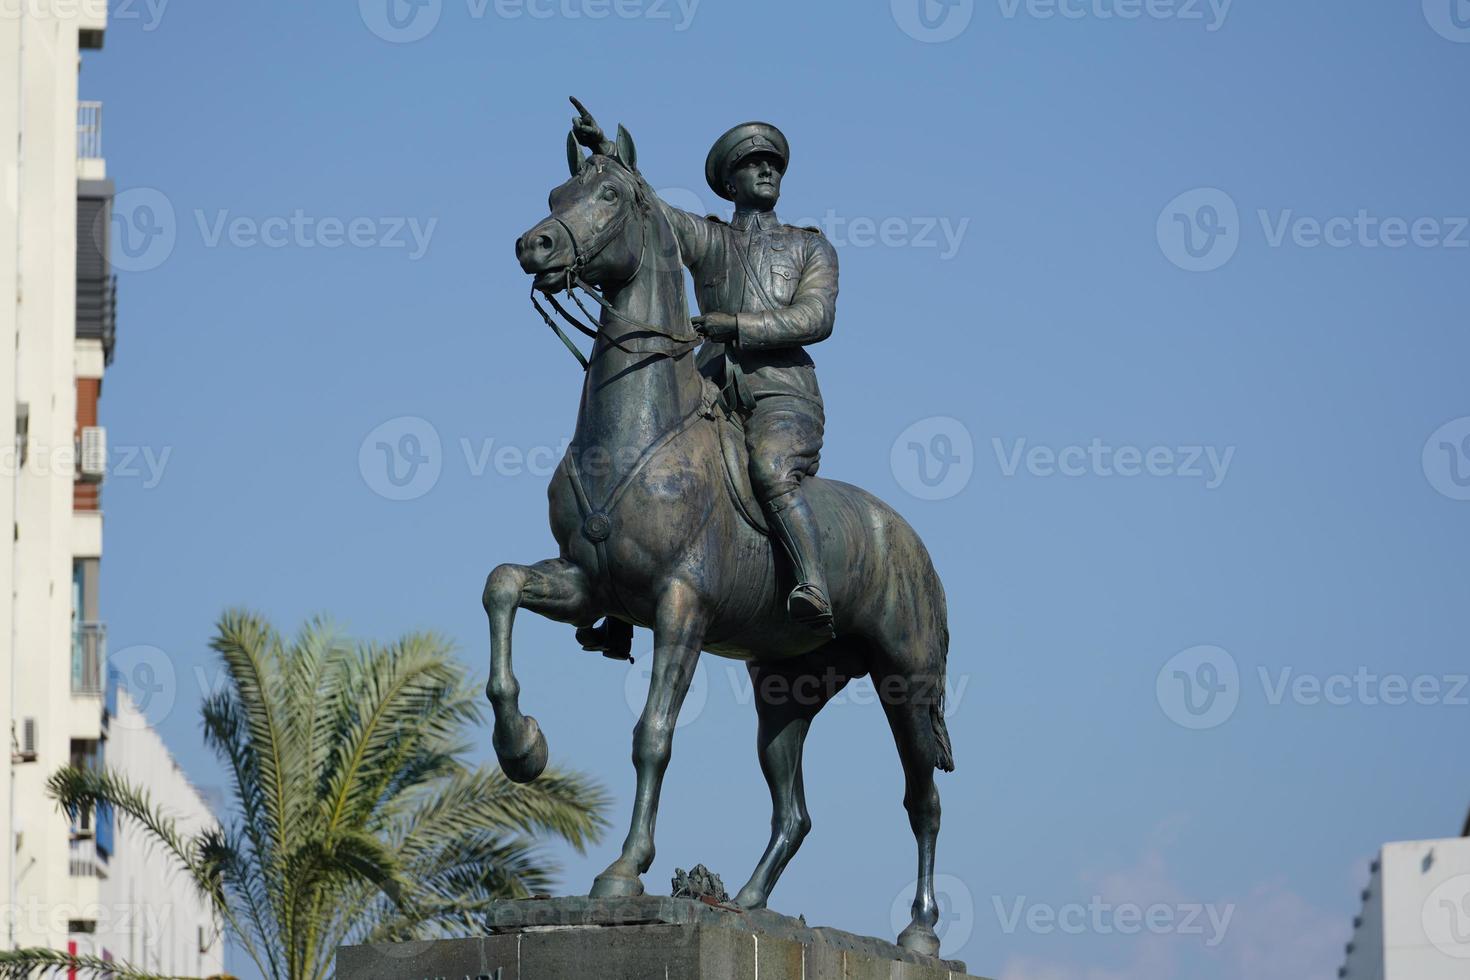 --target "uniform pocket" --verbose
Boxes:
[769,264,797,303]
